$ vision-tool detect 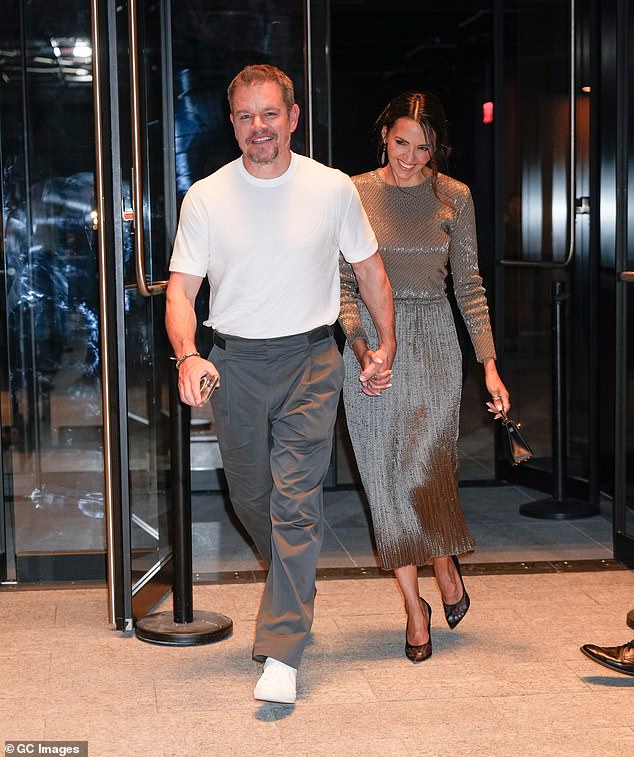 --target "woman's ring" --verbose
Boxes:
[371,374,378,380]
[491,395,501,400]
